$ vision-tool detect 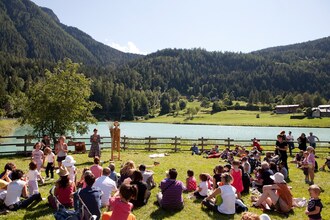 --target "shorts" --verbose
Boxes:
[303,168,309,176]
[57,156,66,162]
